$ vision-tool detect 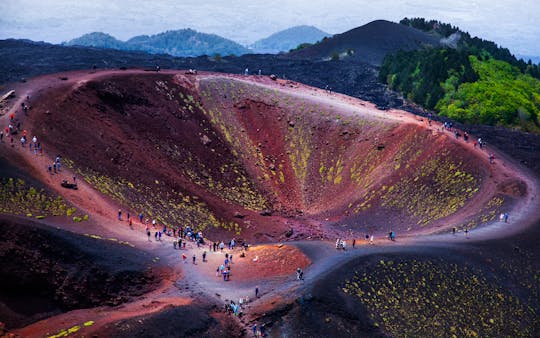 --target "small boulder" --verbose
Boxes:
[233,211,245,219]
[260,210,272,216]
